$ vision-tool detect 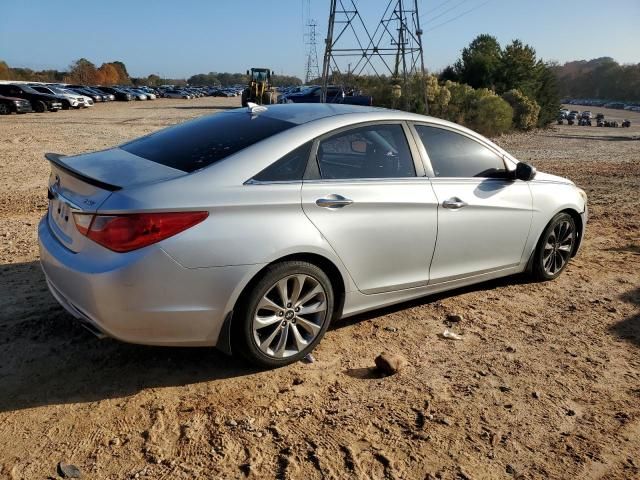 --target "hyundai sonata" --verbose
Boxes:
[39,104,587,367]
